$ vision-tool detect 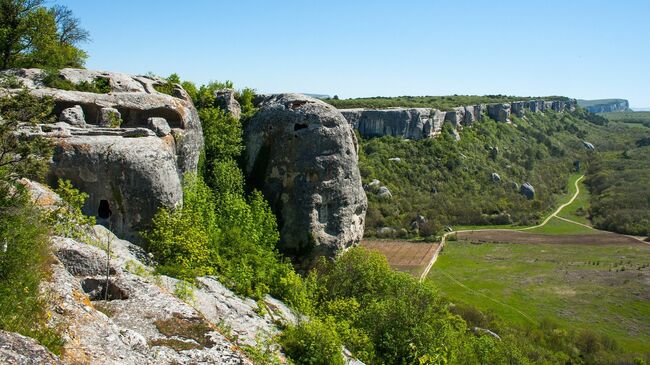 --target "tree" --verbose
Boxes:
[0,0,88,69]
